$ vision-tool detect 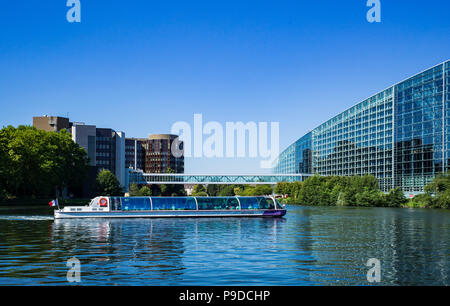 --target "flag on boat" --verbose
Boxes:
[49,199,59,207]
